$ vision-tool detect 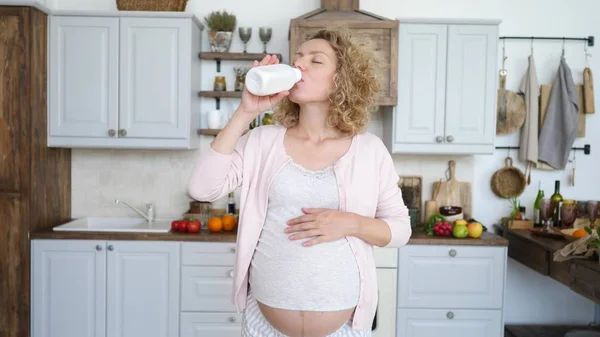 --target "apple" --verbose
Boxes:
[467,222,483,239]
